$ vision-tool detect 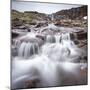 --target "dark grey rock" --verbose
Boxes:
[77,32,87,40]
[74,40,79,45]
[12,32,19,39]
[36,35,46,41]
